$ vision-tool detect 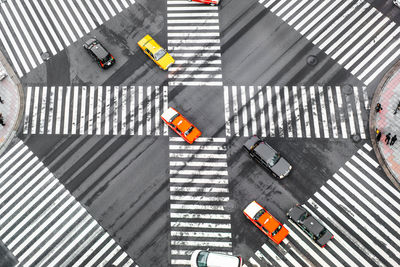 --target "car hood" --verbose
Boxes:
[272,225,289,244]
[185,127,201,144]
[243,136,260,150]
[157,52,175,70]
[288,206,304,221]
[270,157,291,178]
[316,229,333,247]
